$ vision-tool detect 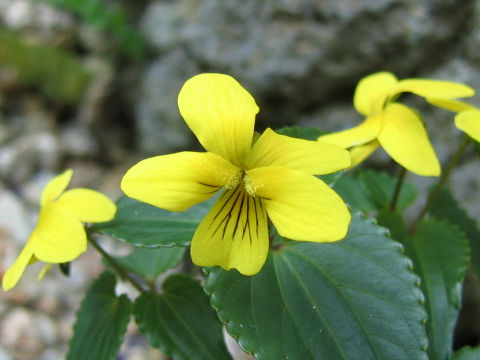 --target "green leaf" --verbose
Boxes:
[334,170,417,213]
[109,247,186,281]
[205,213,428,360]
[378,212,470,360]
[318,171,345,187]
[275,125,325,140]
[92,196,213,247]
[359,170,417,211]
[429,187,480,278]
[412,219,470,360]
[67,271,132,360]
[453,346,480,360]
[134,275,231,360]
[333,176,373,213]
